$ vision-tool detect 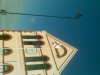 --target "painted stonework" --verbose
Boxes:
[0,30,77,75]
